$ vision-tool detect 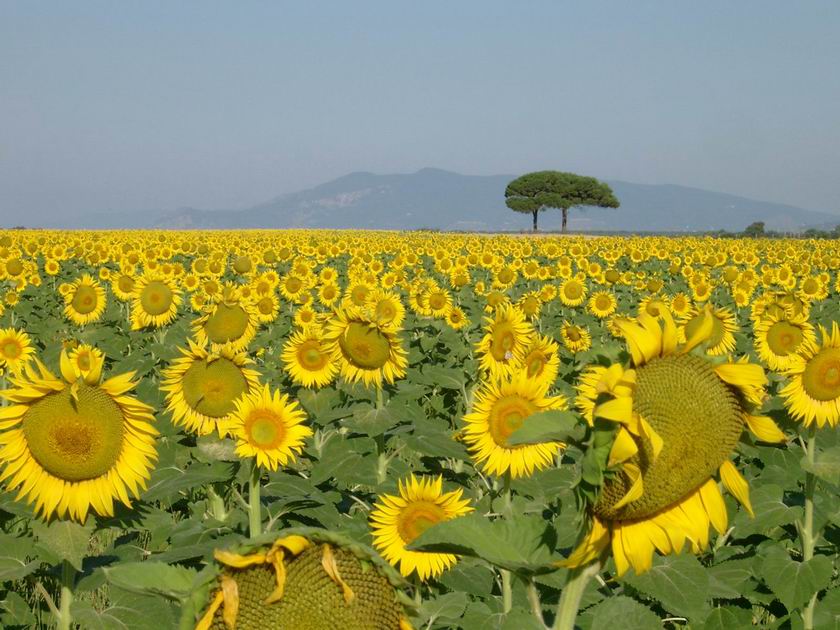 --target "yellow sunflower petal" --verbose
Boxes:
[744,414,786,444]
[719,460,753,517]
